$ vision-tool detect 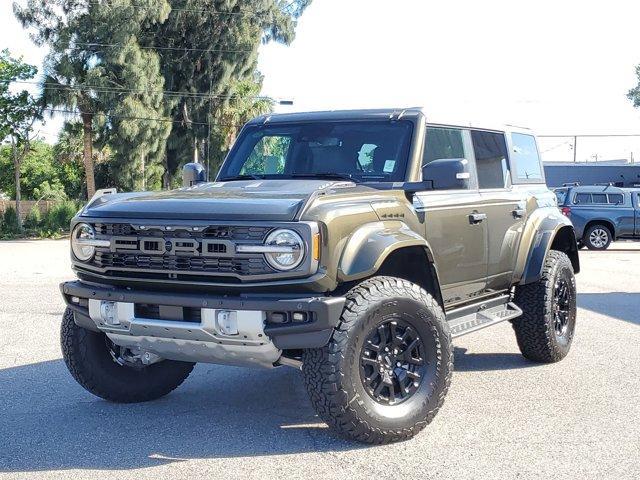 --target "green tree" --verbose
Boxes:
[0,49,40,230]
[15,1,311,191]
[208,75,273,175]
[14,0,173,195]
[146,0,311,184]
